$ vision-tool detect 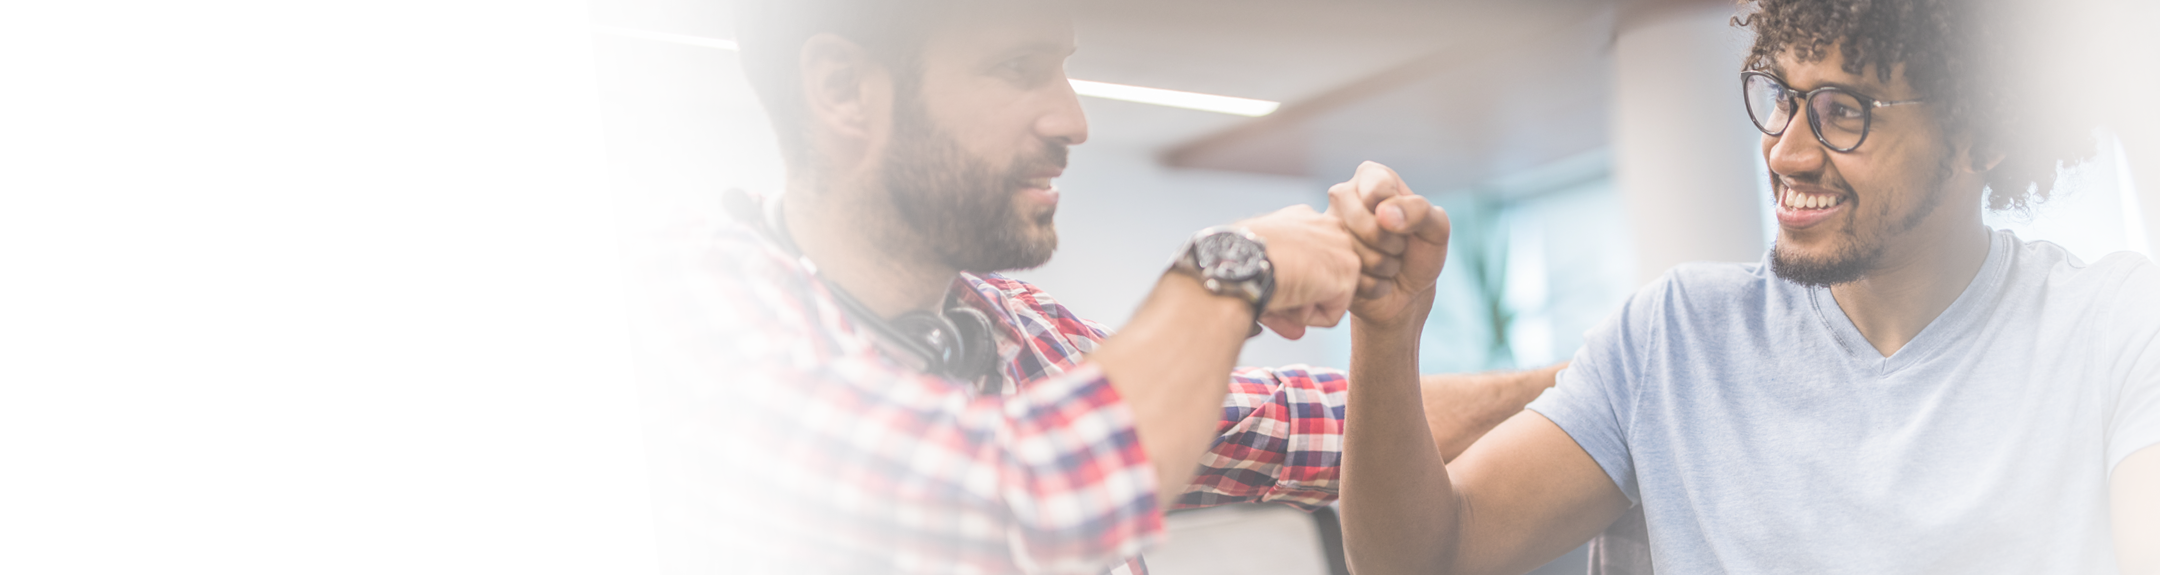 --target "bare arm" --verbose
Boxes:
[1328,162,1630,574]
[1348,378,1631,574]
[1090,273,1267,509]
[1343,331,1630,573]
[2116,445,2160,574]
[1423,364,1564,462]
